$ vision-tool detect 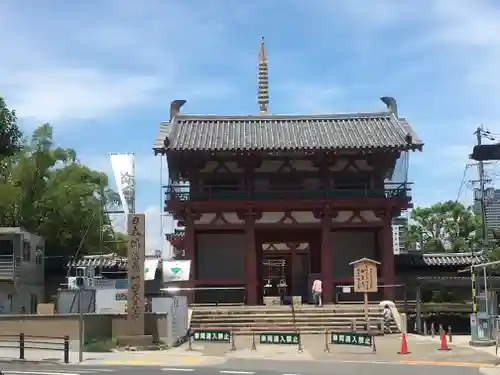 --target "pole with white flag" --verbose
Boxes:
[110,153,136,218]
